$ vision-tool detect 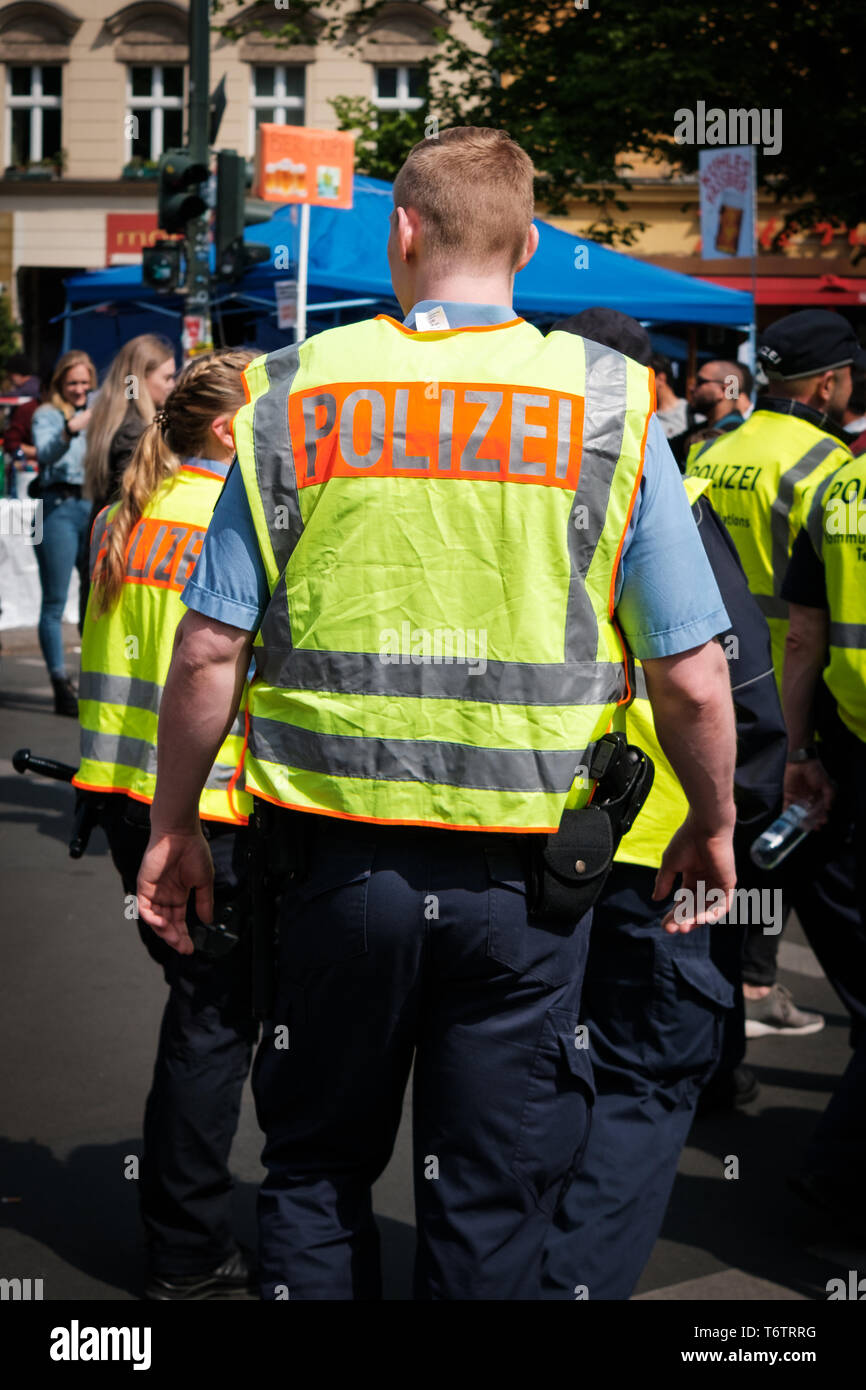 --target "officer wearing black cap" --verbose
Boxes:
[687,309,862,1048]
